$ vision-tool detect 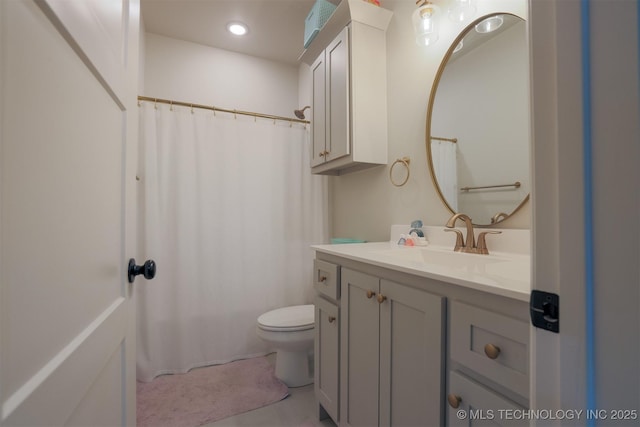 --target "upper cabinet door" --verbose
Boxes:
[311,50,327,167]
[326,26,351,163]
